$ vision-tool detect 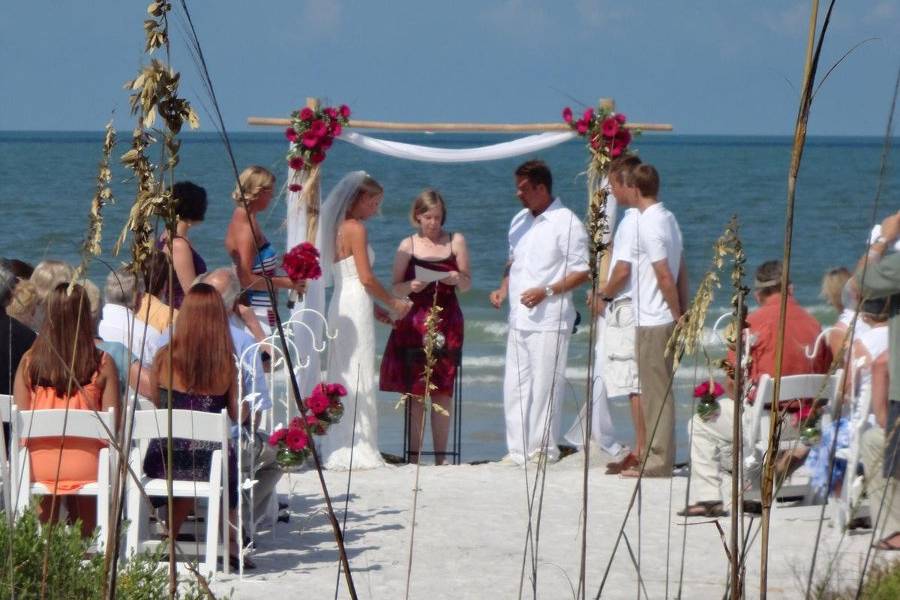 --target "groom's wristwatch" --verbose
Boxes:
[544,285,555,298]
